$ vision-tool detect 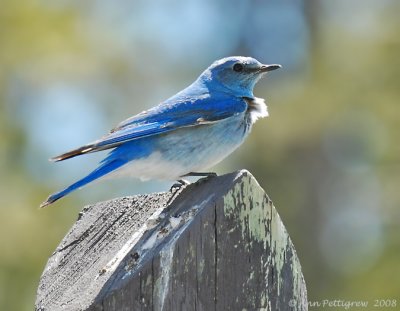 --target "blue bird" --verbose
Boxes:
[40,56,280,207]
